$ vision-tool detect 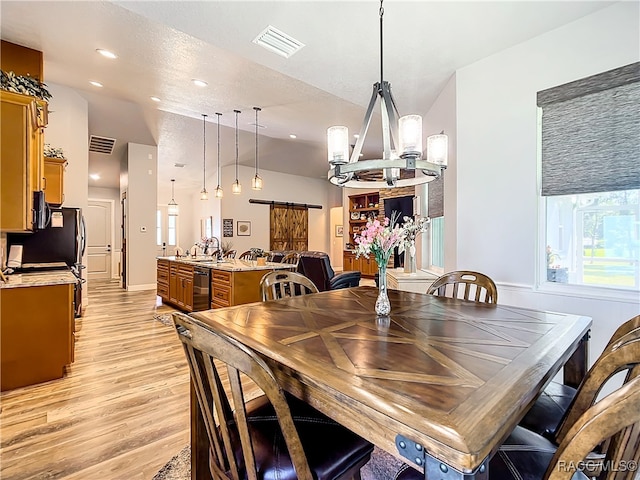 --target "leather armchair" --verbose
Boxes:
[297,251,361,292]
